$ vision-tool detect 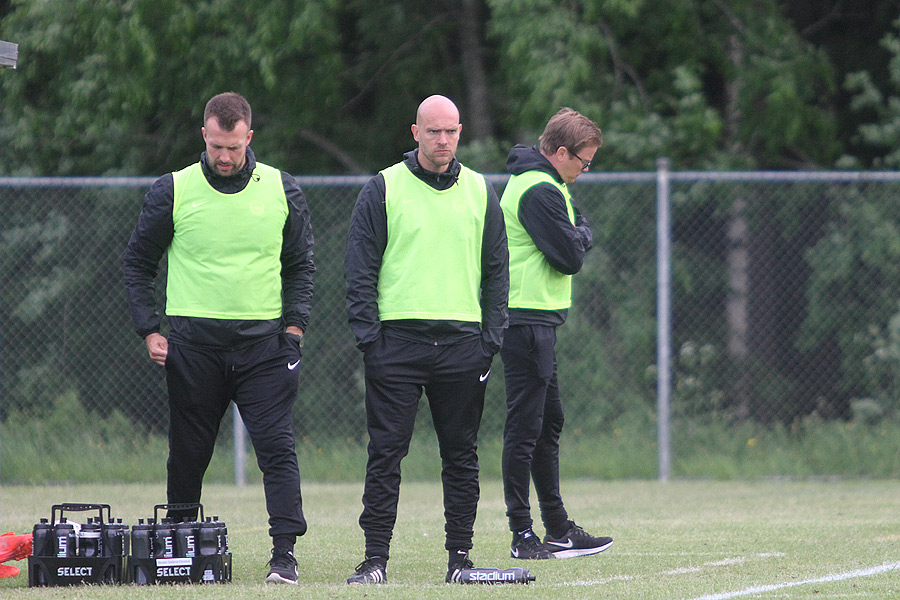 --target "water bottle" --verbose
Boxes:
[153,518,175,559]
[130,519,152,558]
[198,518,218,557]
[31,519,53,557]
[174,521,198,558]
[118,519,131,557]
[53,518,76,558]
[78,518,103,557]
[102,518,126,557]
[211,516,228,554]
[101,519,115,557]
[129,518,153,585]
[448,567,535,584]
